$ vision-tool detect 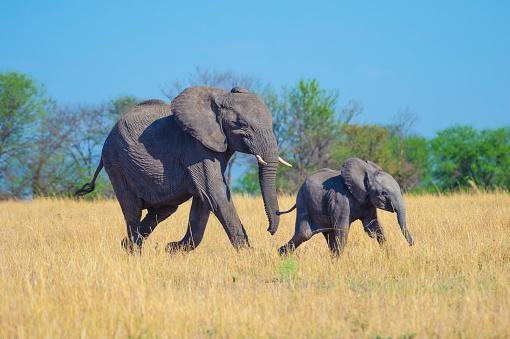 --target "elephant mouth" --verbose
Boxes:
[255,154,292,167]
